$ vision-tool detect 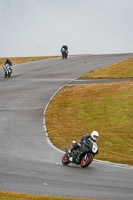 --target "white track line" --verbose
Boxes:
[43,77,133,170]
